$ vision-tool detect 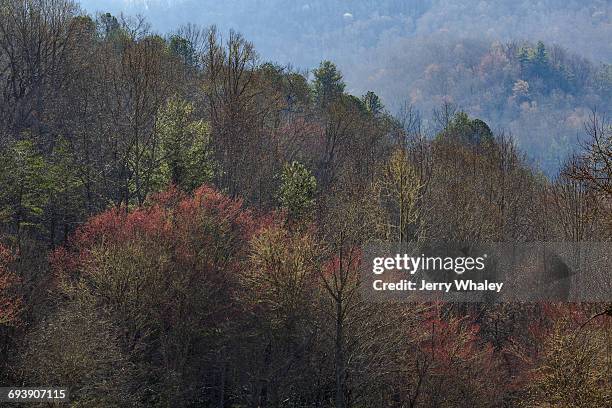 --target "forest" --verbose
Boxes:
[83,0,612,173]
[0,0,611,407]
